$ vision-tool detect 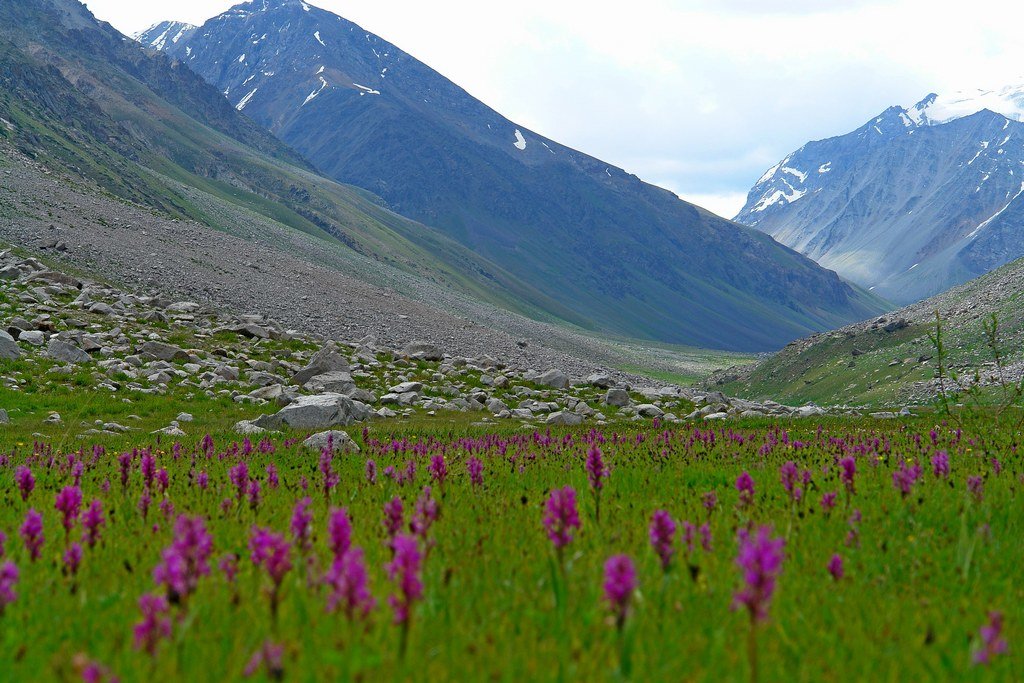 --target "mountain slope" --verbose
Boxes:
[735,87,1024,305]
[0,0,583,325]
[709,254,1024,408]
[141,0,886,351]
